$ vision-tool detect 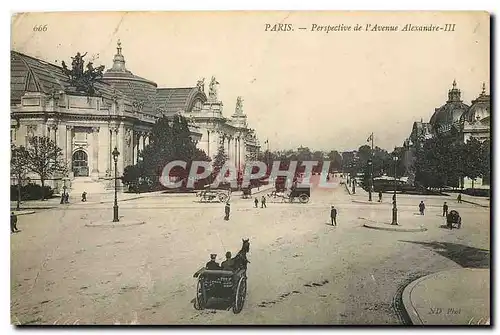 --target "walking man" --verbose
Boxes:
[378,191,383,203]
[457,193,462,203]
[330,206,337,226]
[442,202,449,217]
[224,202,231,220]
[11,212,19,233]
[261,195,267,208]
[254,197,259,208]
[81,191,87,202]
[419,201,426,215]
